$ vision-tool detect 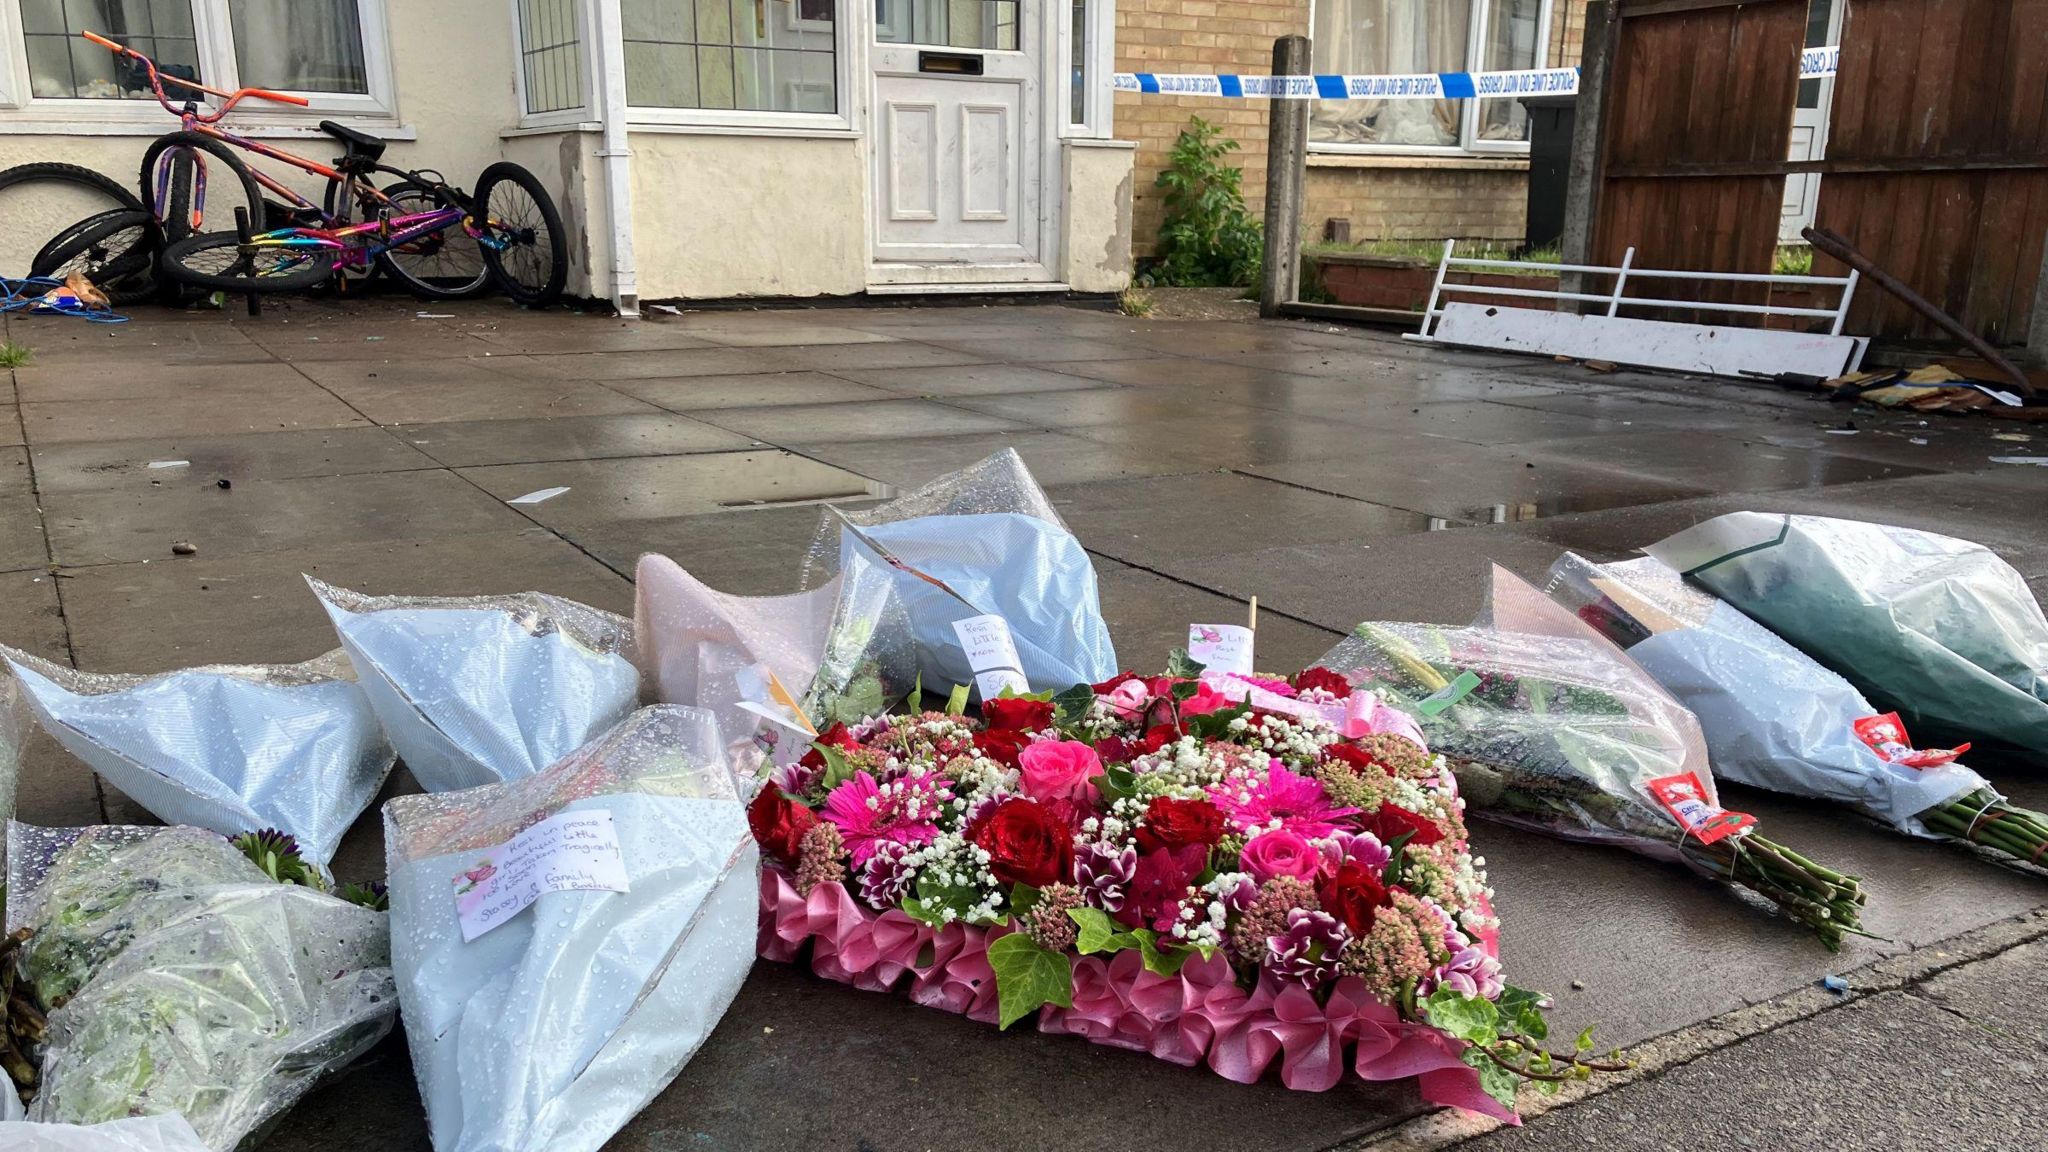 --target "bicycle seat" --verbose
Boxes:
[320,120,387,164]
